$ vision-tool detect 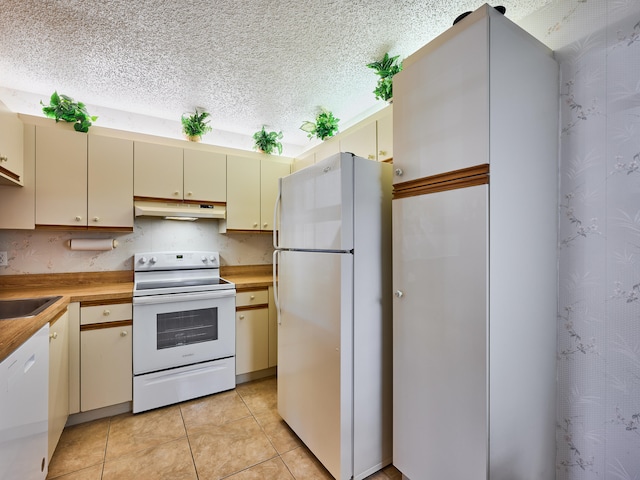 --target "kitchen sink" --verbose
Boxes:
[0,296,62,320]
